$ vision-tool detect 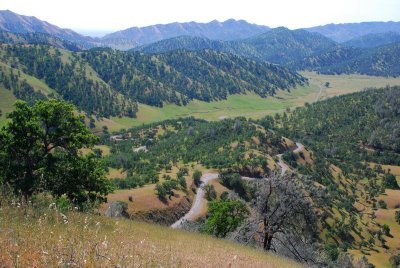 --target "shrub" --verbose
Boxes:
[204,184,217,201]
[205,199,249,237]
[193,170,202,187]
[383,173,400,190]
[378,200,387,209]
